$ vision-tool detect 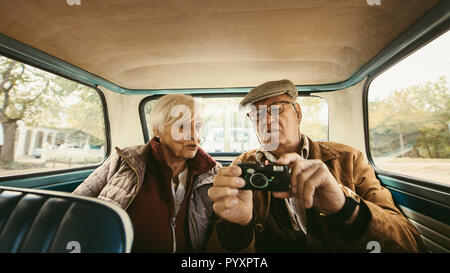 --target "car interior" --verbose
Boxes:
[0,0,448,253]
